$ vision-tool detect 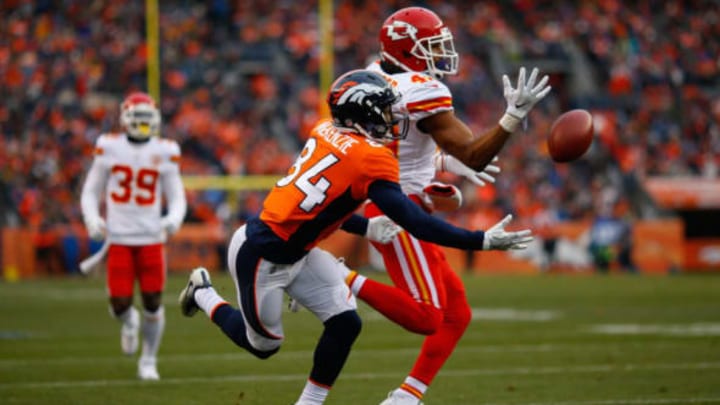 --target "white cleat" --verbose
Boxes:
[178,267,212,317]
[138,357,160,381]
[379,390,424,405]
